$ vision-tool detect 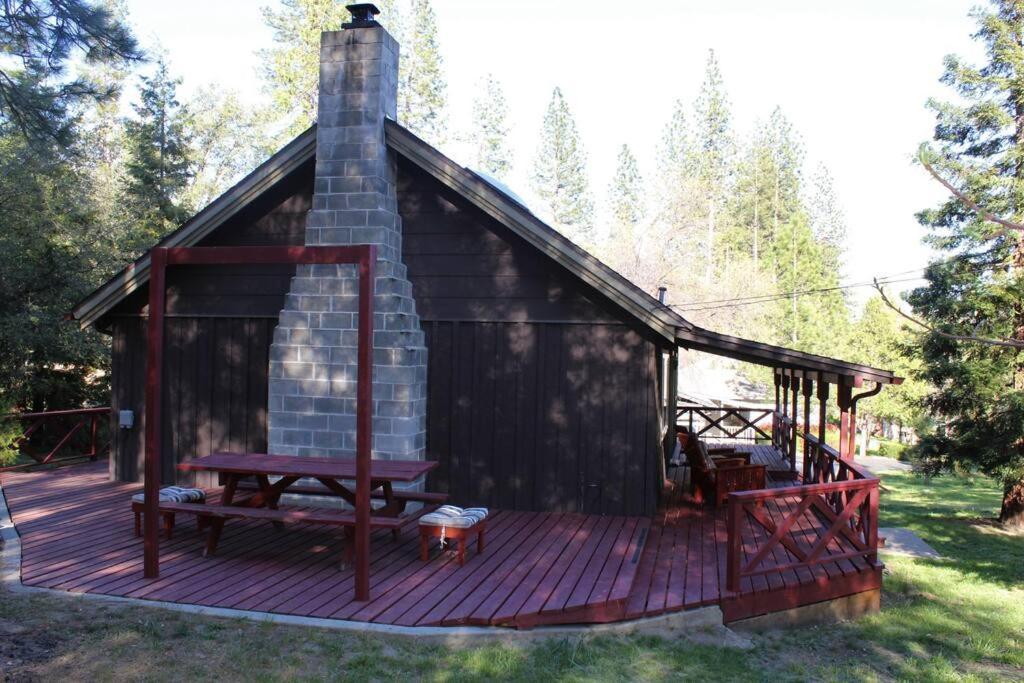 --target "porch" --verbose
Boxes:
[0,434,881,627]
